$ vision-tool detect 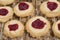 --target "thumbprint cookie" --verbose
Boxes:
[52,20,60,38]
[40,0,60,17]
[26,16,50,37]
[14,2,35,17]
[0,0,15,5]
[0,6,13,22]
[3,20,24,38]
